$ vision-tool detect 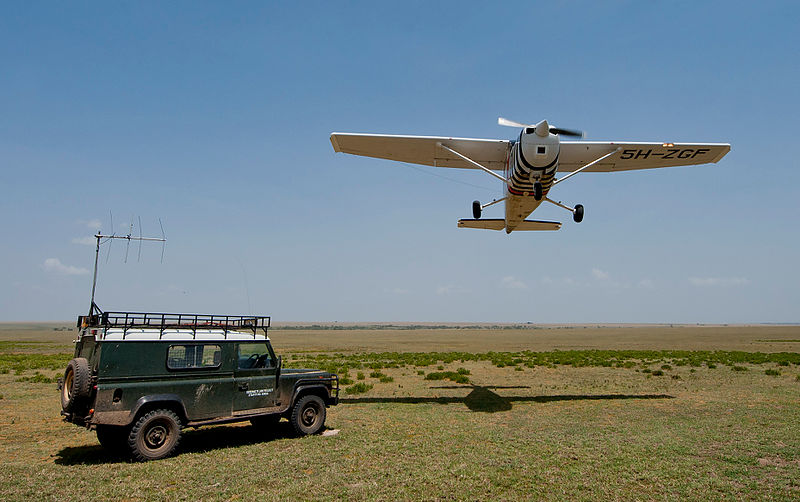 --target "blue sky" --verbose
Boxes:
[1,2,798,322]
